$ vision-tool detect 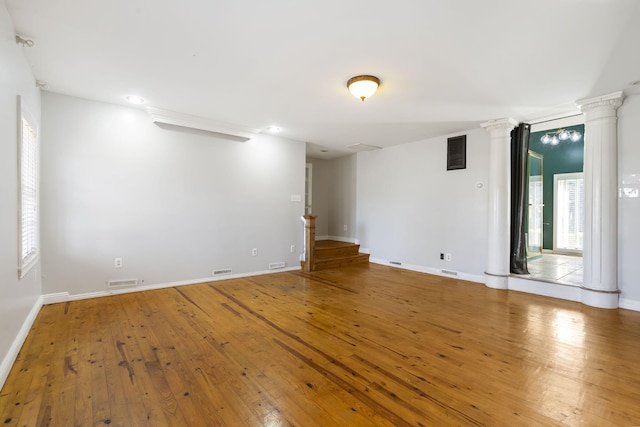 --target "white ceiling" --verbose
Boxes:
[6,0,640,159]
